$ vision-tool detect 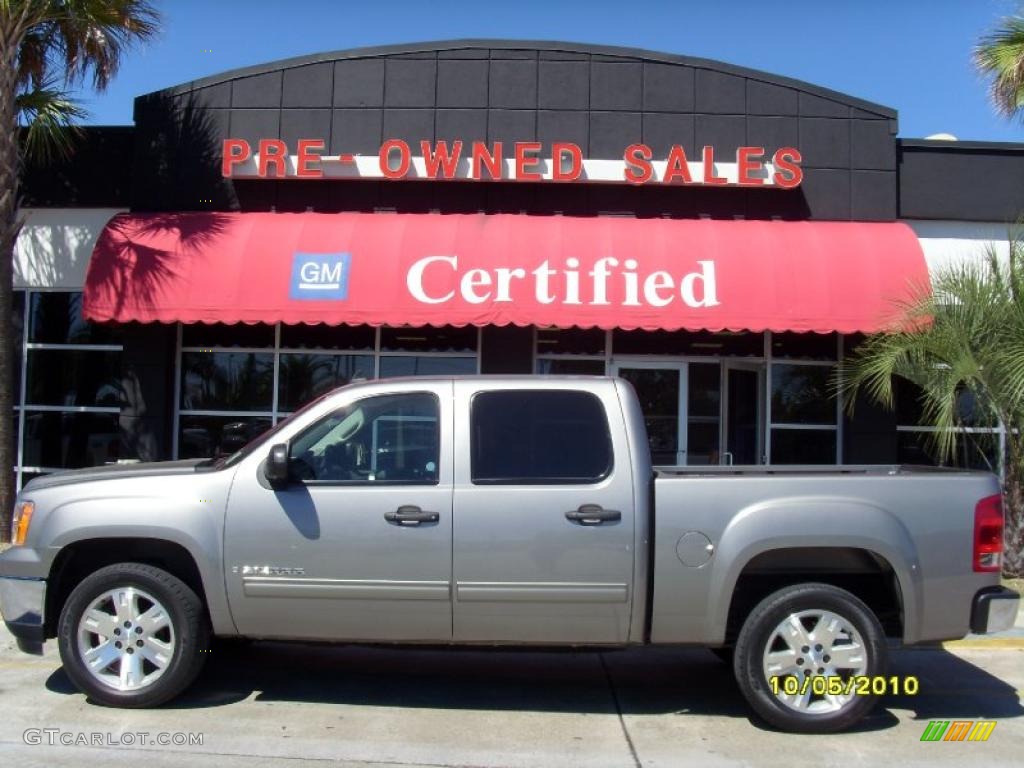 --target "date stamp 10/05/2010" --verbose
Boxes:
[768,675,920,697]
